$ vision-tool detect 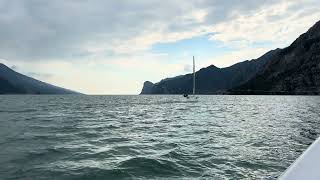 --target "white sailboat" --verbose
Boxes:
[184,56,197,98]
[193,56,196,95]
